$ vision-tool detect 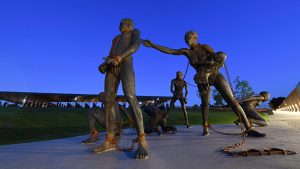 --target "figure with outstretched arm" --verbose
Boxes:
[142,31,266,137]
